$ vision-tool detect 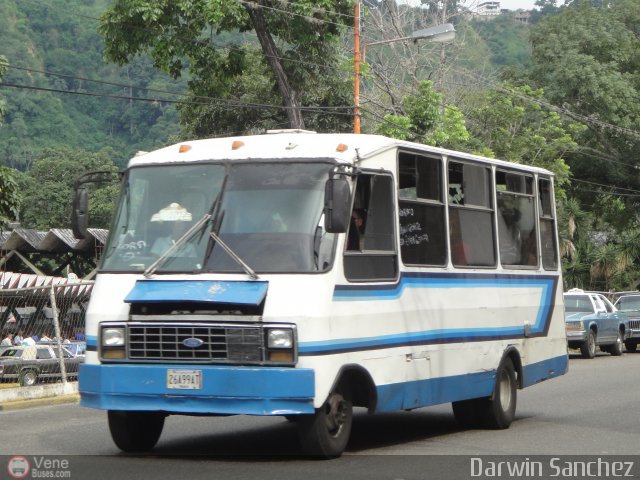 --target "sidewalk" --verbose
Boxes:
[0,382,79,411]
